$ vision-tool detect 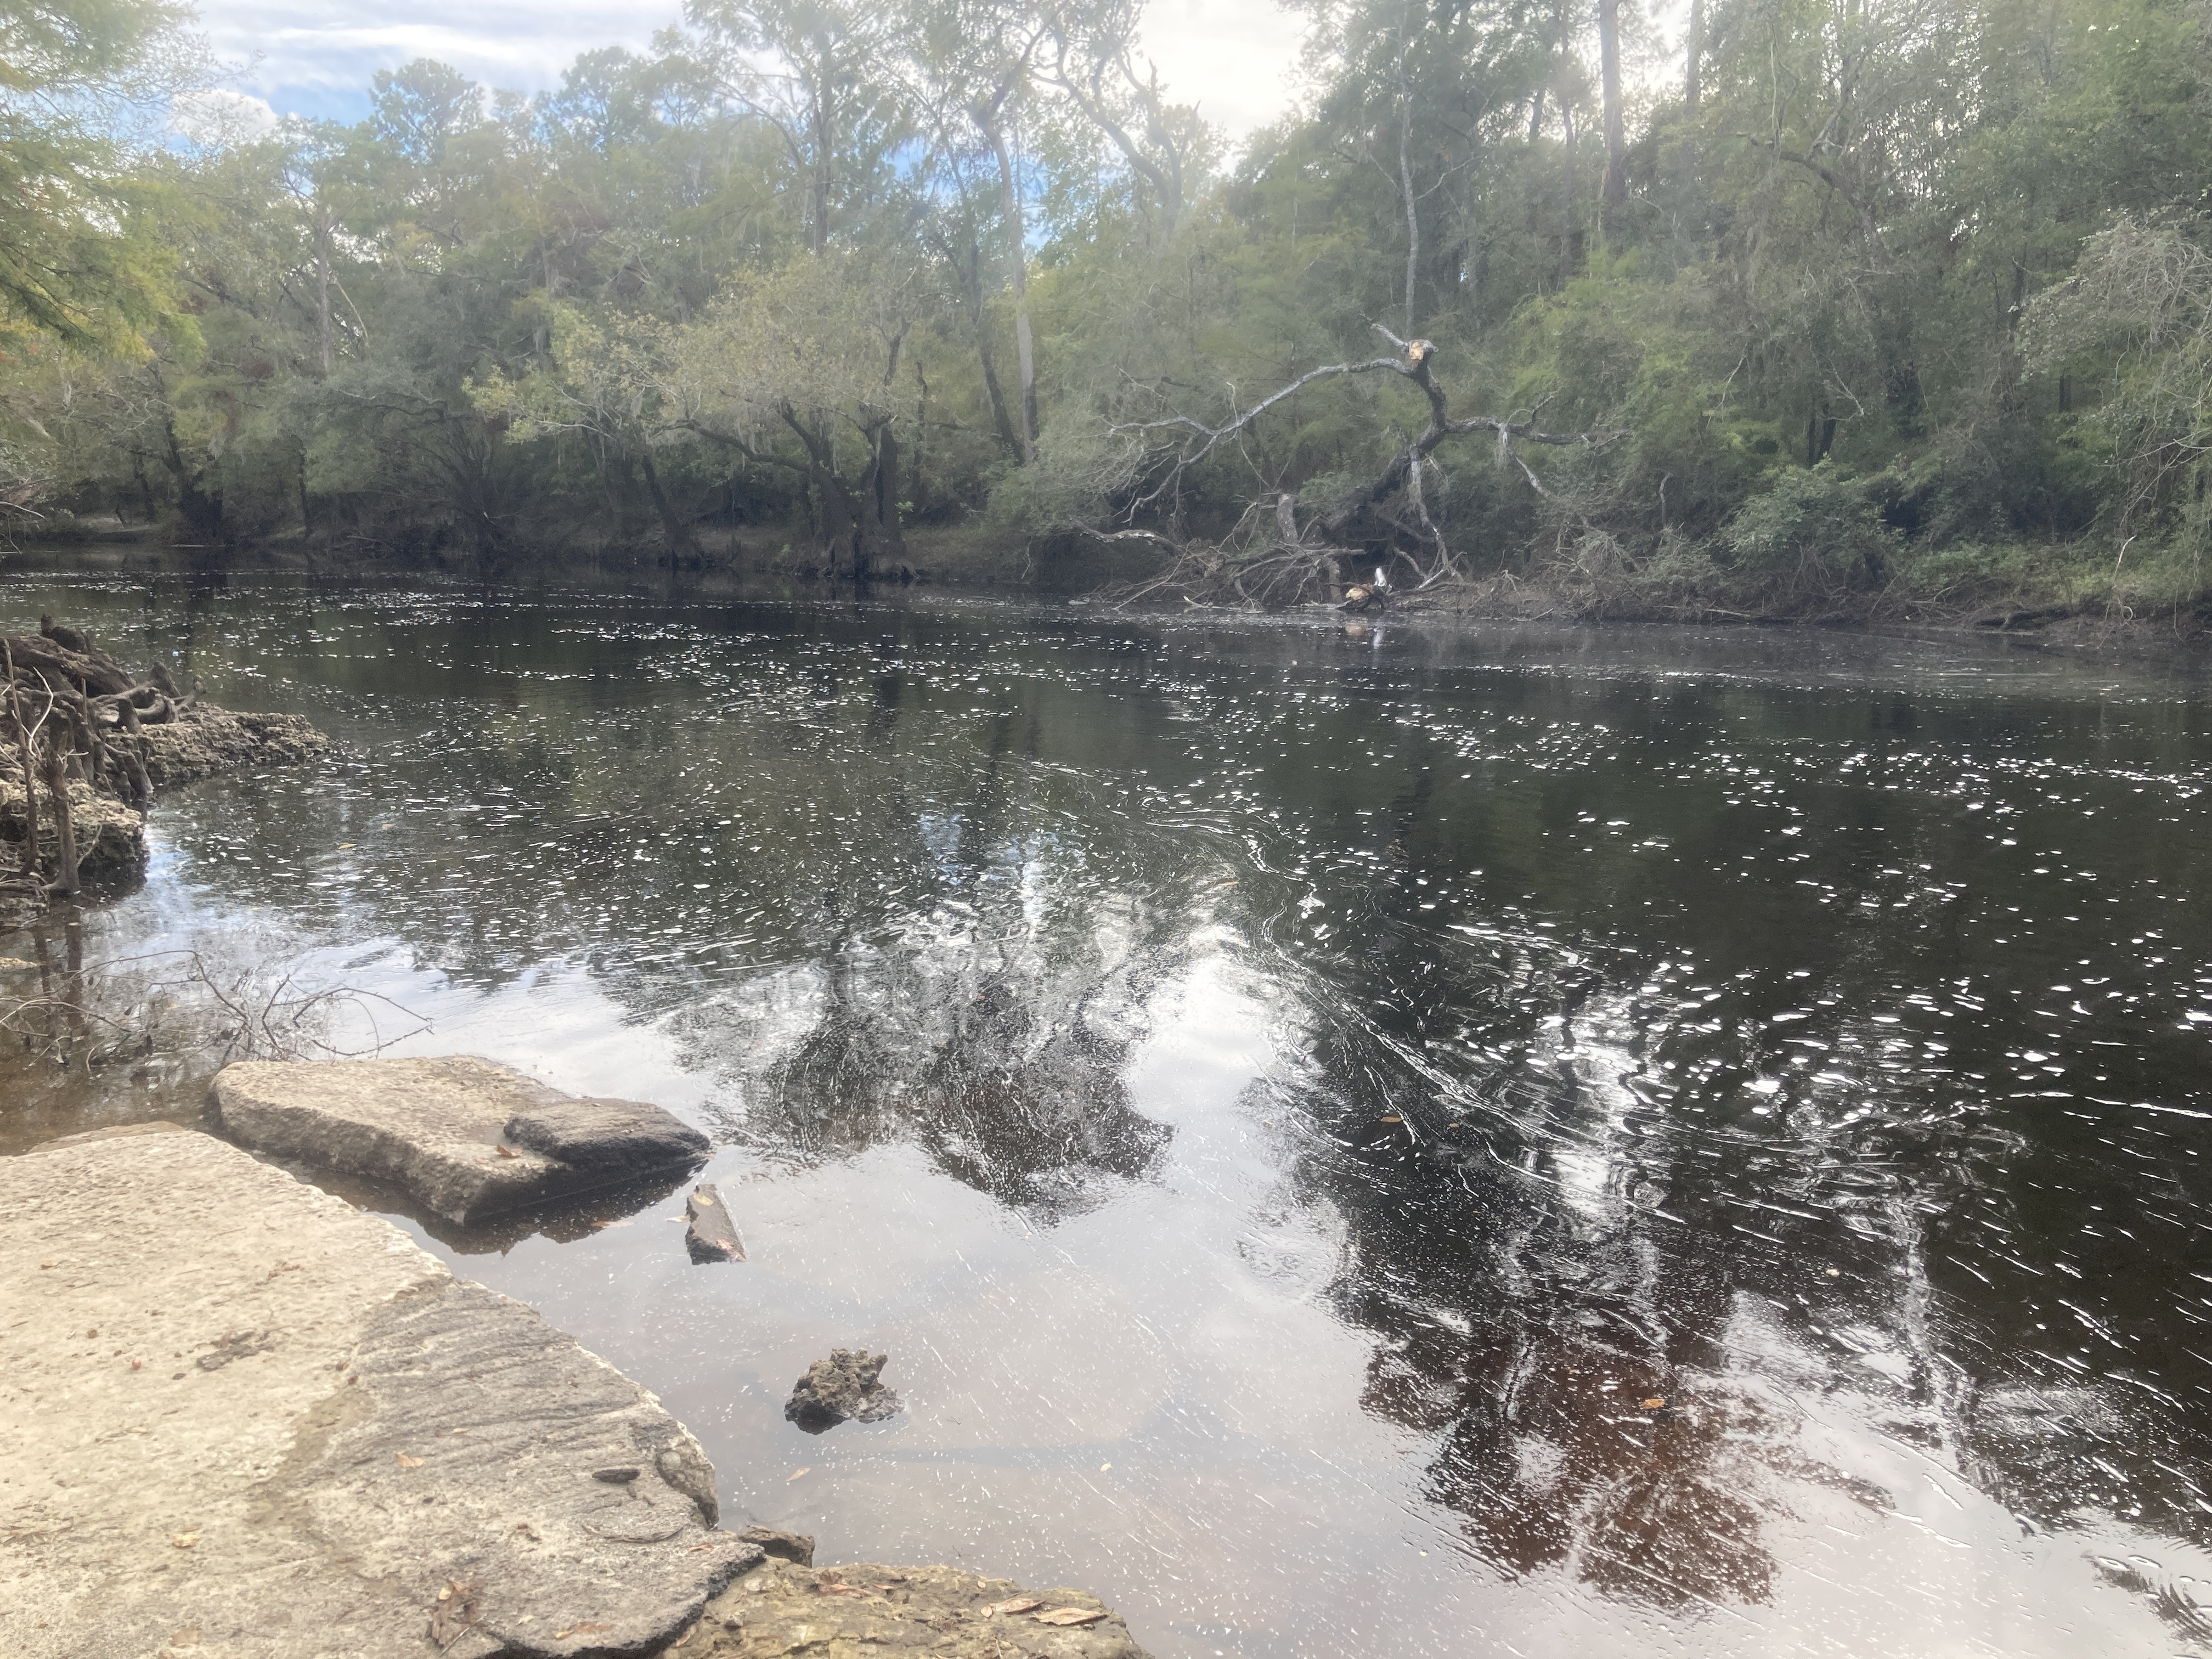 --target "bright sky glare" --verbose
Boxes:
[191,0,1313,141]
